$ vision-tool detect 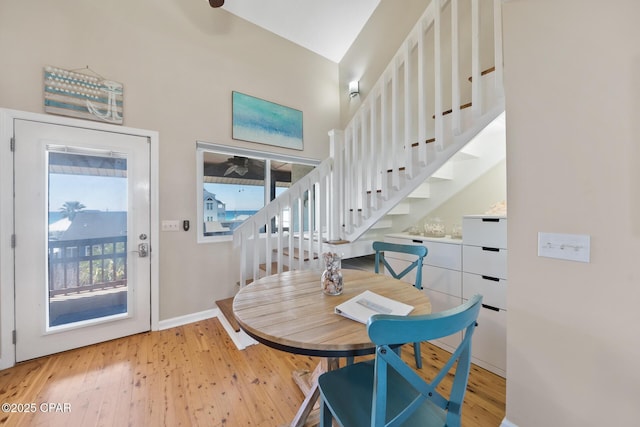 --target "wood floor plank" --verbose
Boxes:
[0,318,505,426]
